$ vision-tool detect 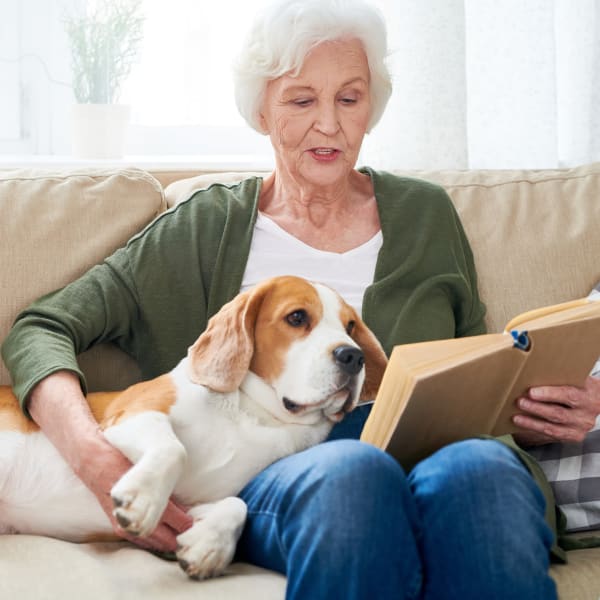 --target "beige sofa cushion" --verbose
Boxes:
[0,535,286,600]
[0,168,167,389]
[165,163,600,334]
[0,533,598,600]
